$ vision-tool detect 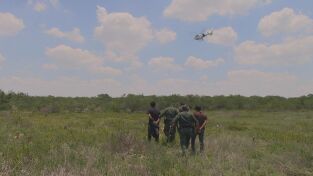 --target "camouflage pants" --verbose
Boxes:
[178,127,195,154]
[164,121,176,142]
[191,129,205,152]
[148,124,159,142]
